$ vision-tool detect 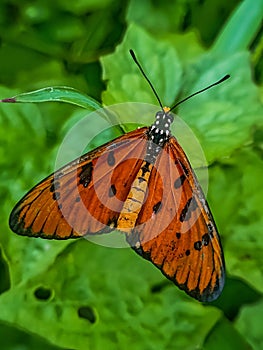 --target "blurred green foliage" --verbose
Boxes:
[0,0,262,349]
